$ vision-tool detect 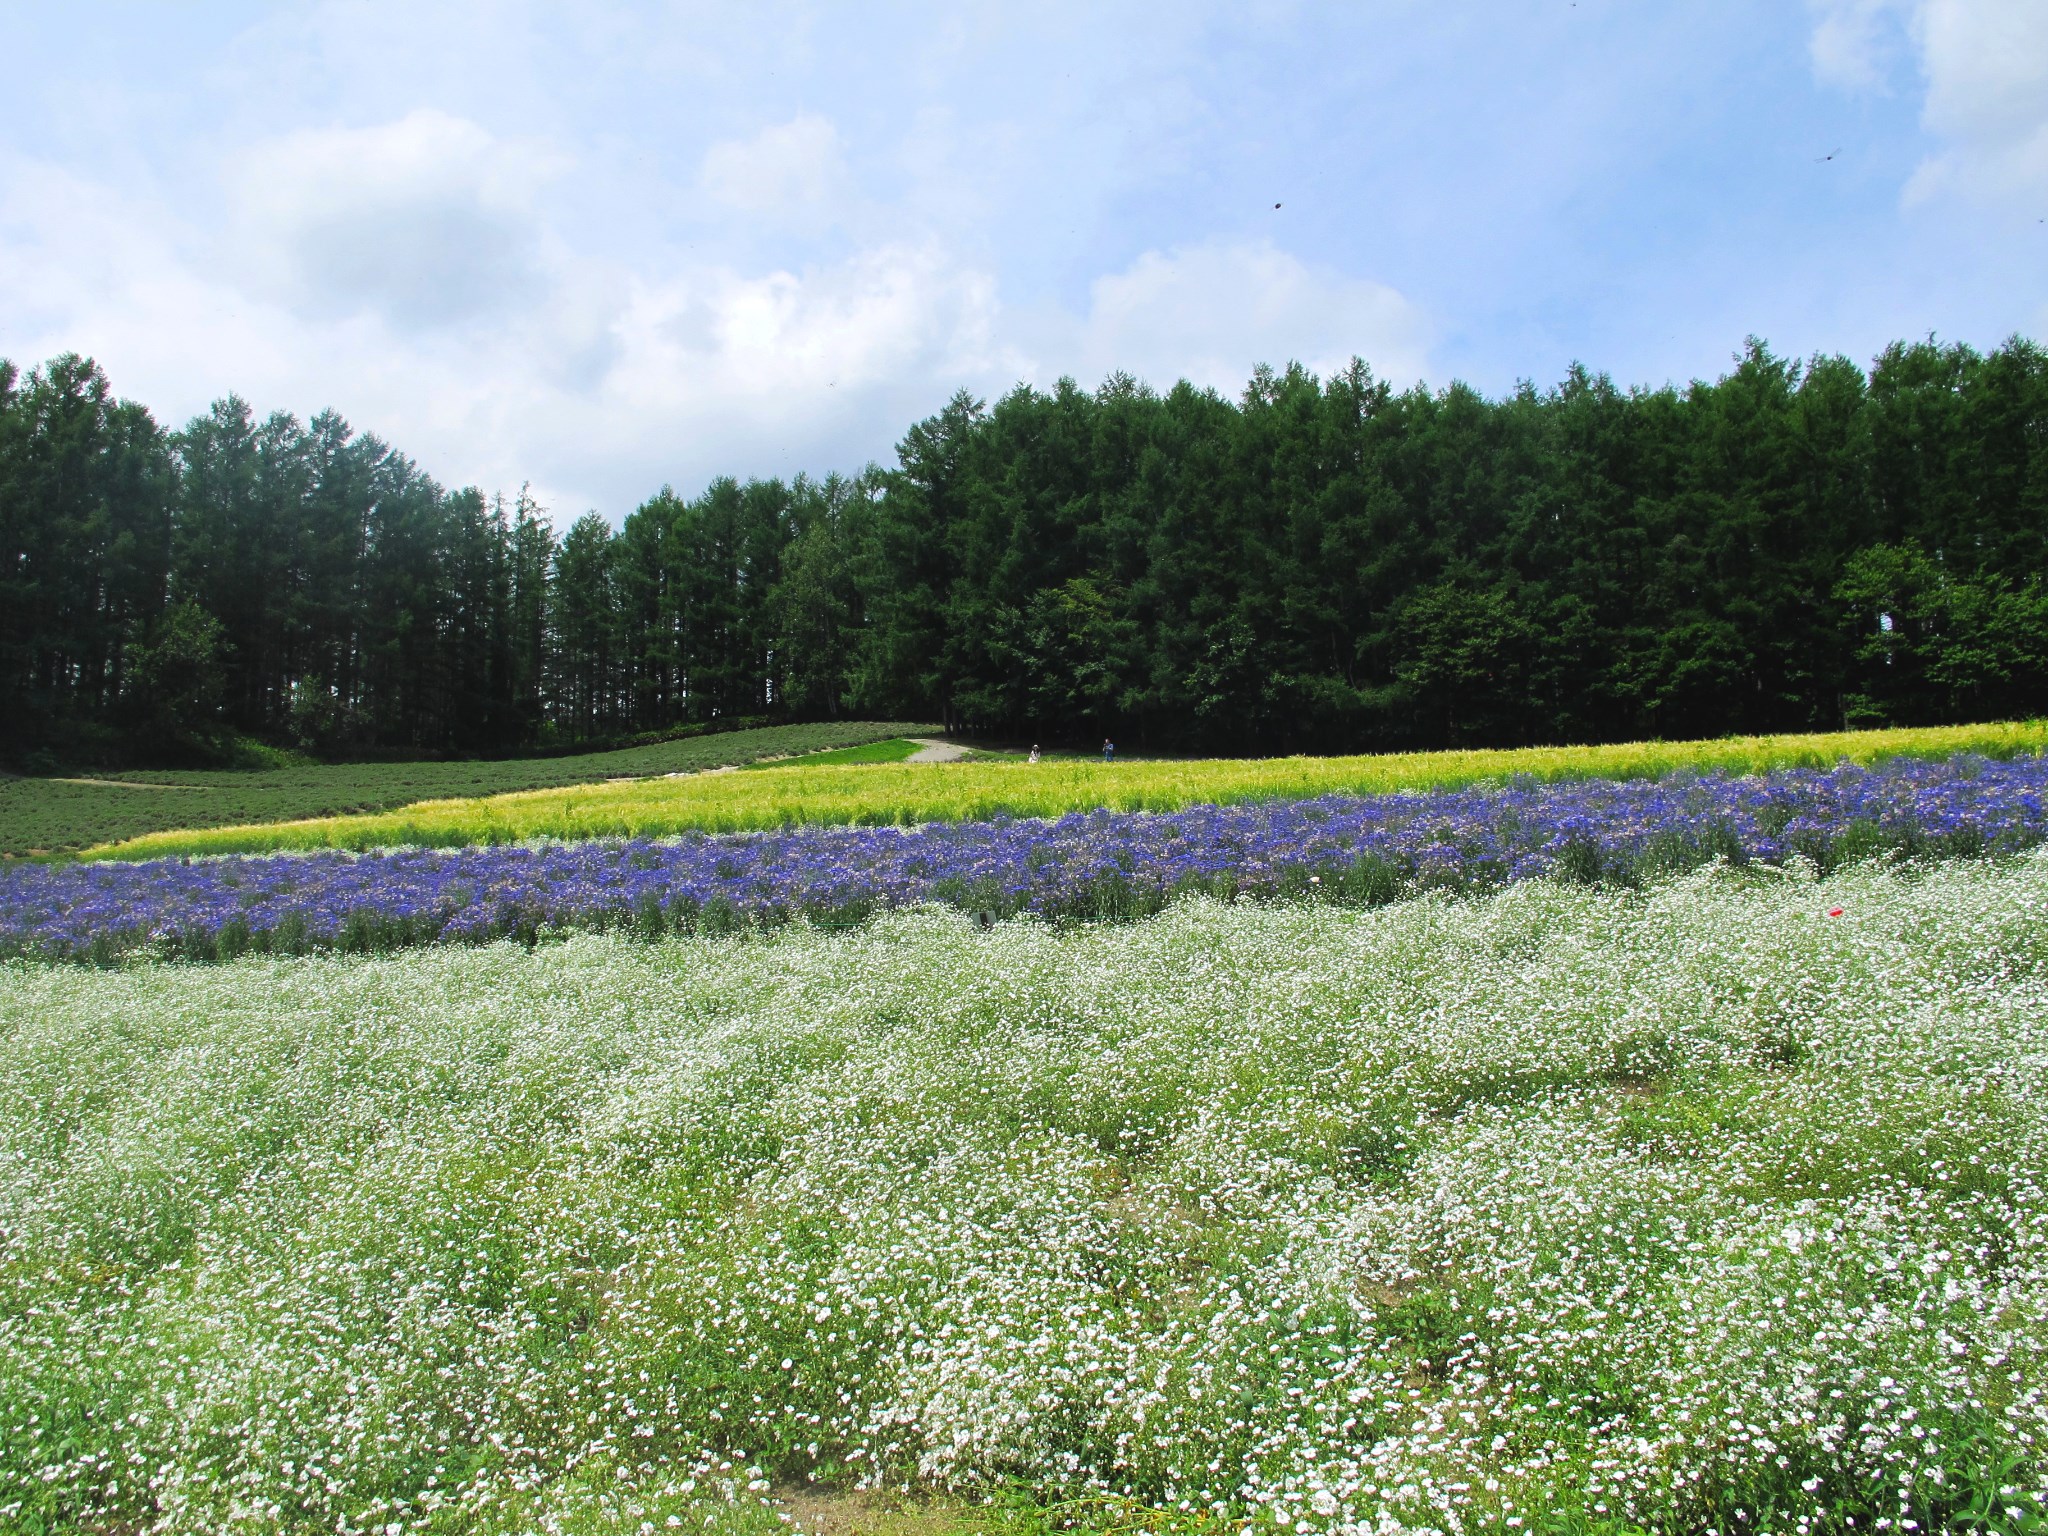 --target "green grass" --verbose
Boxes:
[4,859,2044,1534]
[743,736,928,768]
[0,722,937,858]
[84,720,2048,860]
